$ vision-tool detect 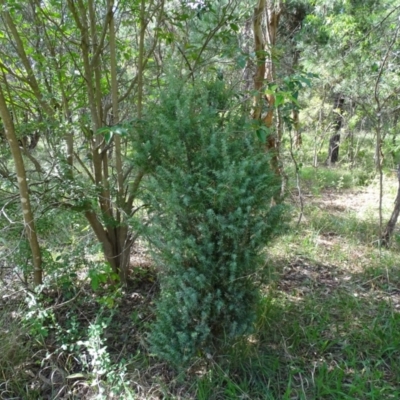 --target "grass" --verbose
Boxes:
[194,250,400,398]
[2,165,400,399]
[299,165,374,194]
[189,168,400,399]
[192,286,400,399]
[0,303,41,399]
